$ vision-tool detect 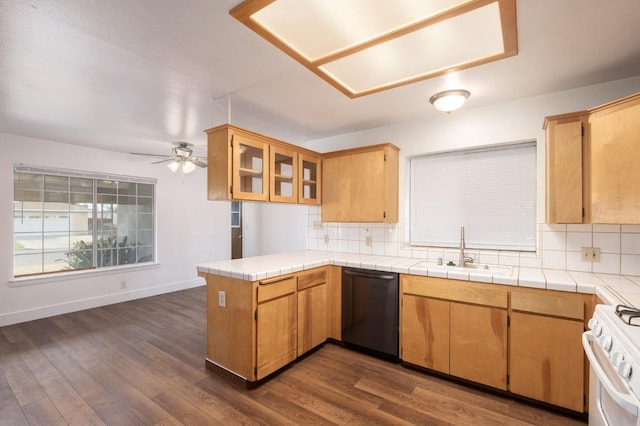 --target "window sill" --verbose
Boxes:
[9,262,161,287]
